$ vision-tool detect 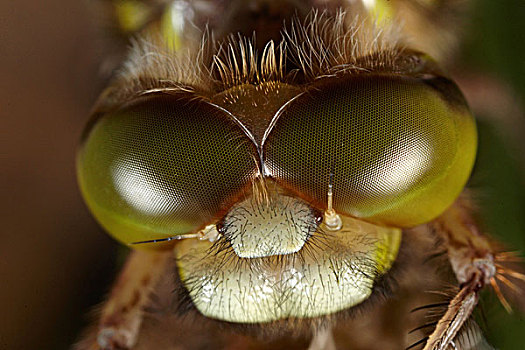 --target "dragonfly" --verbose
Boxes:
[74,1,524,349]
